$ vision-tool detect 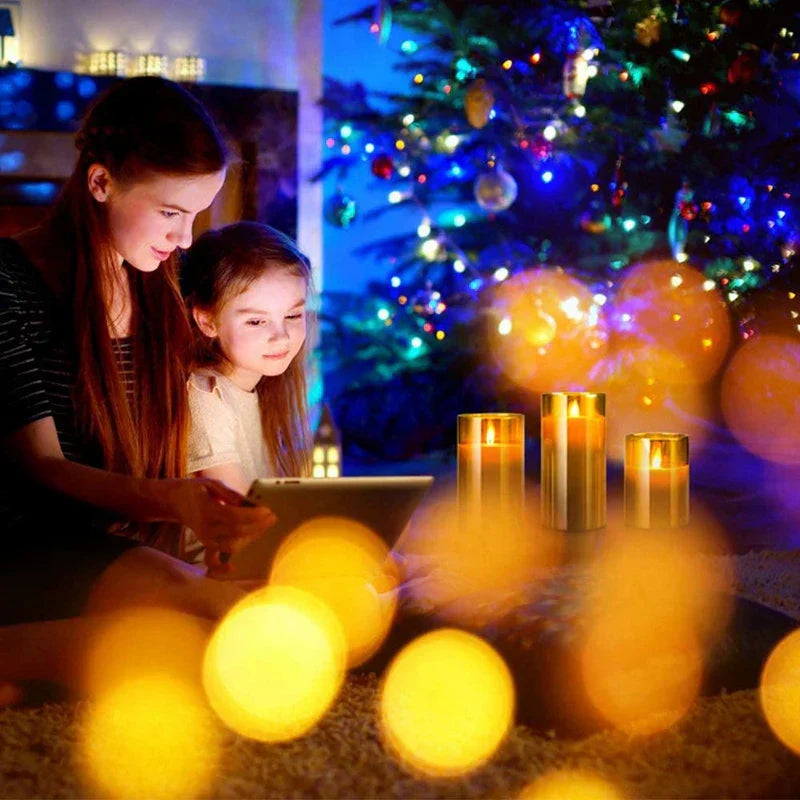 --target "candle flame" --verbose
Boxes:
[651,442,663,469]
[486,422,496,445]
[568,399,581,417]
